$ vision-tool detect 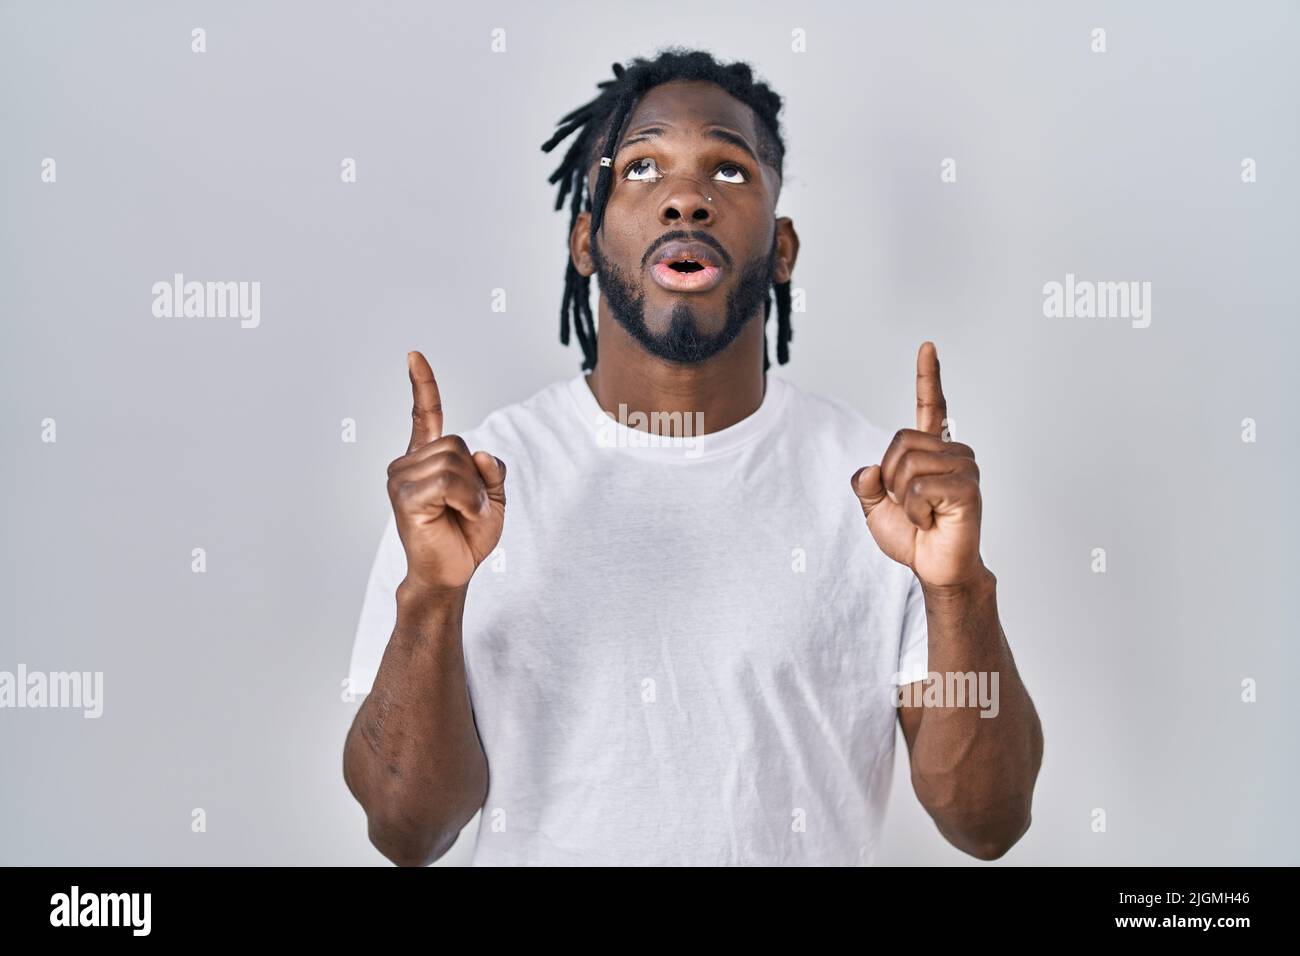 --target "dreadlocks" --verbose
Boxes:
[541,48,793,372]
